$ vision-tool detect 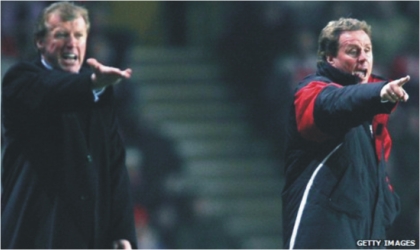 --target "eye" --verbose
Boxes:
[348,48,359,57]
[55,32,68,39]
